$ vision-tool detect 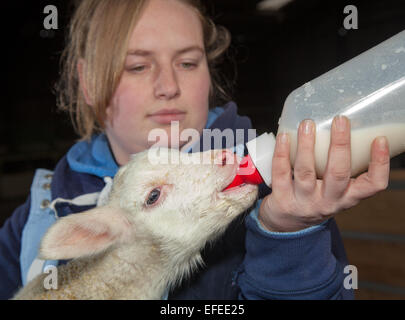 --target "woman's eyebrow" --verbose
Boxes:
[127,46,205,57]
